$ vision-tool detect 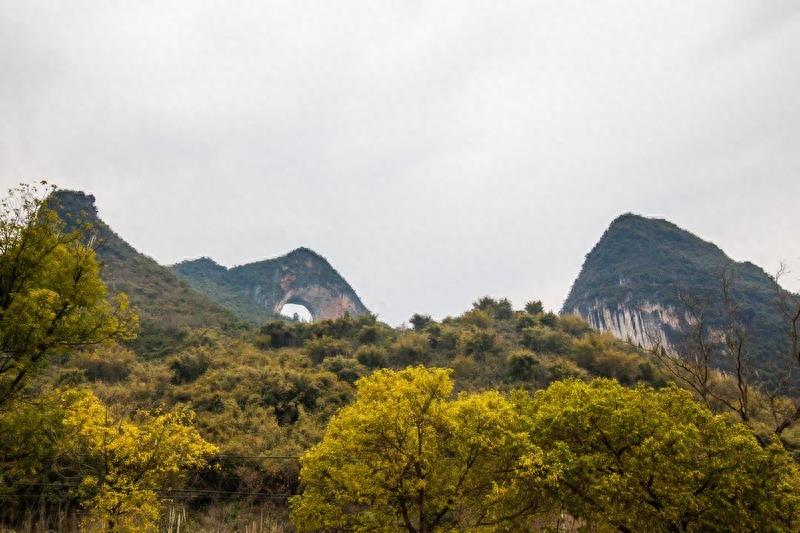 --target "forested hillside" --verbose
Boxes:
[3,184,800,532]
